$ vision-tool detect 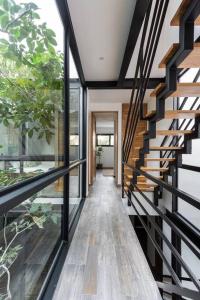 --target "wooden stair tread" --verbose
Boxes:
[145,111,156,118]
[125,174,147,182]
[150,83,166,97]
[159,43,200,68]
[137,130,193,136]
[137,183,158,188]
[135,146,182,151]
[156,130,193,135]
[138,130,148,136]
[145,110,200,119]
[132,157,175,162]
[124,184,154,192]
[138,175,163,180]
[159,43,179,68]
[150,146,182,150]
[150,83,200,97]
[141,167,168,172]
[171,0,200,26]
[135,186,155,192]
